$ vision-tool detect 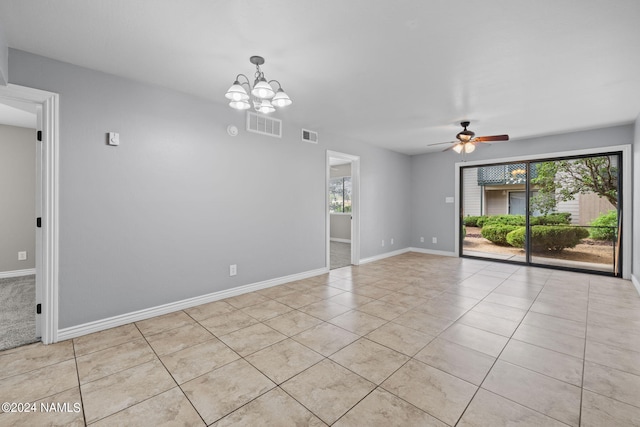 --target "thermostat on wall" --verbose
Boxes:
[107,132,120,146]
